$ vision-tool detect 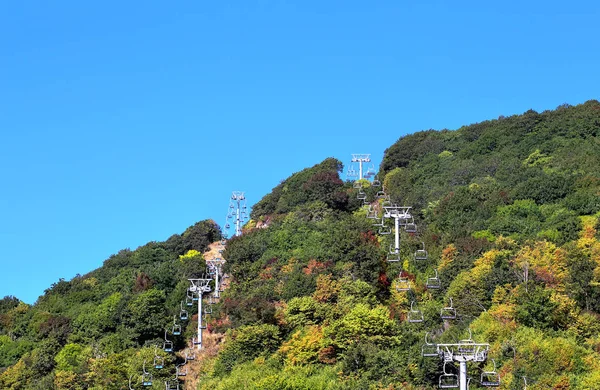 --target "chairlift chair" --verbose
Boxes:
[163,331,174,353]
[153,354,164,369]
[422,332,438,358]
[180,302,189,320]
[440,297,457,320]
[172,316,182,336]
[480,359,500,387]
[396,274,411,292]
[426,269,441,290]
[373,217,385,227]
[142,361,153,386]
[185,295,193,307]
[376,190,386,199]
[372,179,381,187]
[204,303,213,315]
[165,378,180,390]
[408,301,424,323]
[439,362,459,389]
[405,221,417,233]
[458,328,476,354]
[387,244,400,262]
[366,206,378,219]
[176,363,187,377]
[379,225,392,235]
[185,349,196,361]
[353,181,363,189]
[225,223,231,229]
[414,242,428,261]
[357,190,367,200]
[192,336,201,346]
